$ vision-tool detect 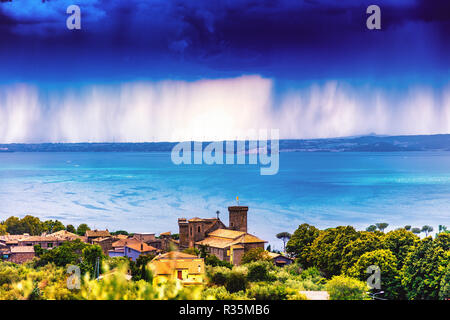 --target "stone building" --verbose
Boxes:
[178,206,266,265]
